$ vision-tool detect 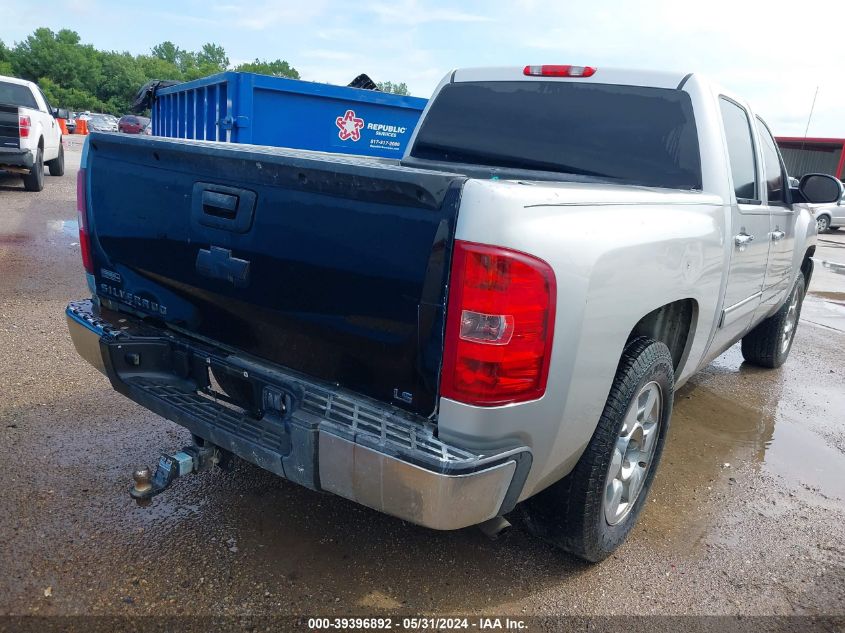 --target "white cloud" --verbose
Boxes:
[301,49,355,62]
[212,0,330,30]
[366,0,492,25]
[501,0,845,135]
